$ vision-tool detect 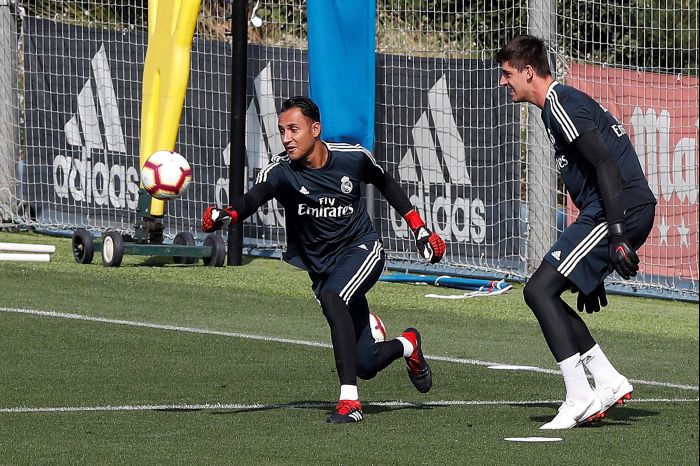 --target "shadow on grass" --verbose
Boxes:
[199,400,438,417]
[133,255,259,267]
